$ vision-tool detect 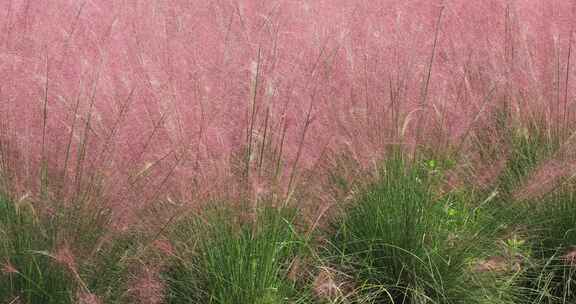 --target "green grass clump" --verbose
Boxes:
[164,204,308,304]
[0,195,75,303]
[514,188,576,303]
[0,194,136,304]
[457,120,576,304]
[81,233,139,303]
[324,153,495,303]
[497,127,556,196]
[521,188,576,259]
